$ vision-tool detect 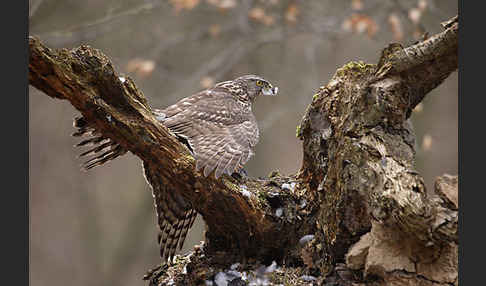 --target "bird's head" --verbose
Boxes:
[234,75,278,101]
